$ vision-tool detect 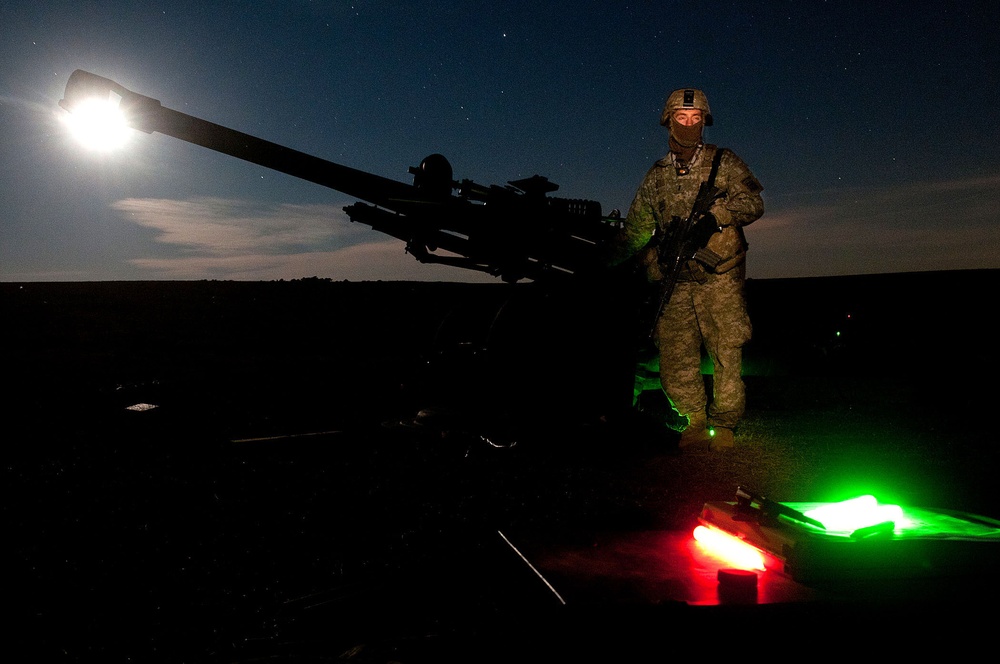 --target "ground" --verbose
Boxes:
[4,271,998,661]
